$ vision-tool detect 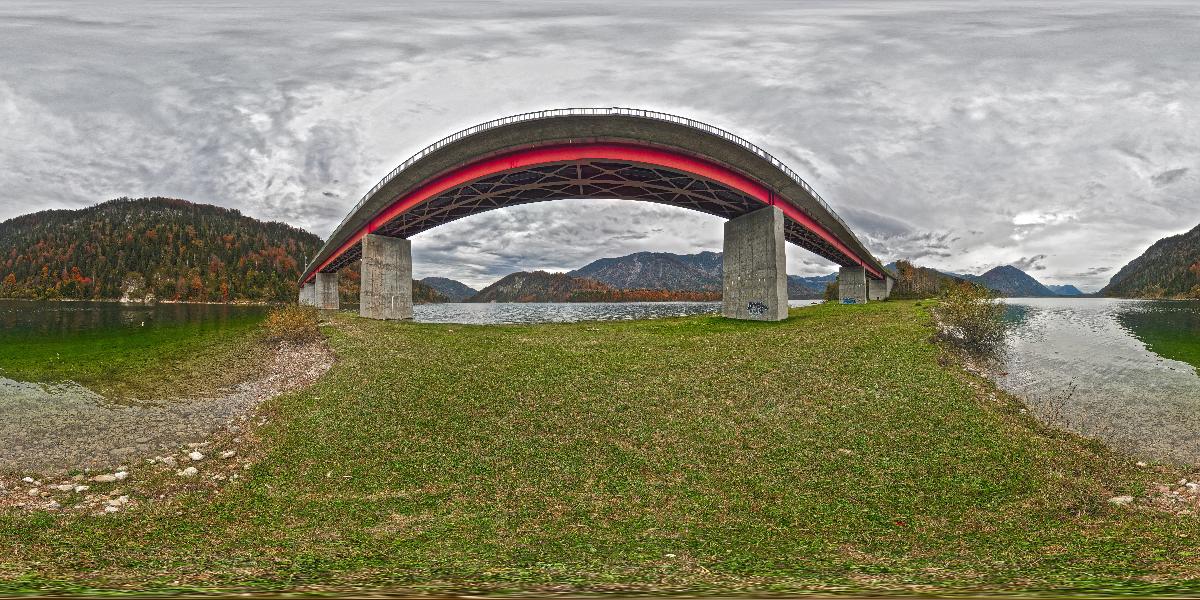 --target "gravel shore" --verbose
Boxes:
[0,339,333,475]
